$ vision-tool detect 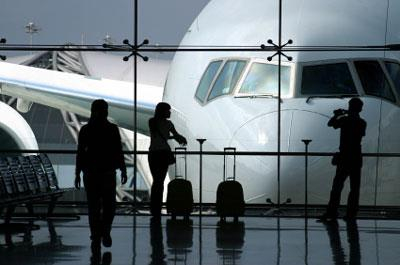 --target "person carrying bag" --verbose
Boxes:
[148,102,187,221]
